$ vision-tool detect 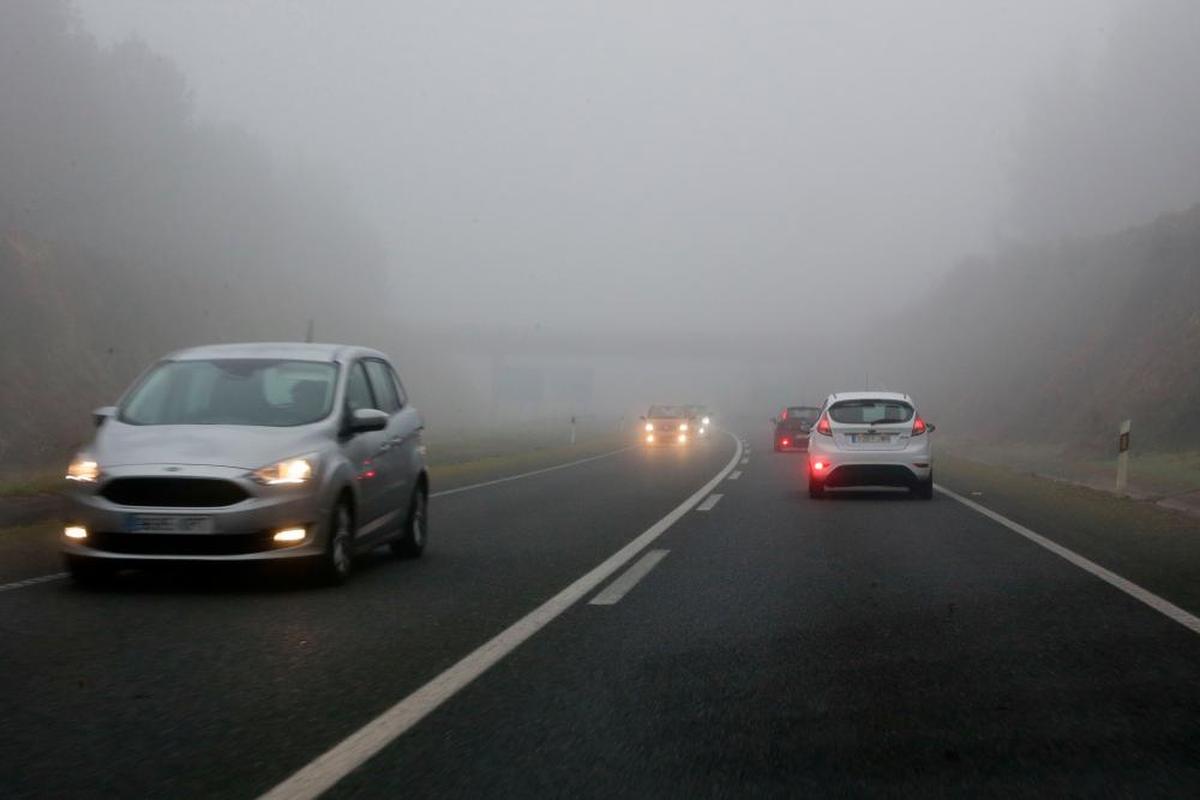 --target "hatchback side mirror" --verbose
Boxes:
[349,408,388,433]
[927,422,937,432]
[93,406,117,427]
